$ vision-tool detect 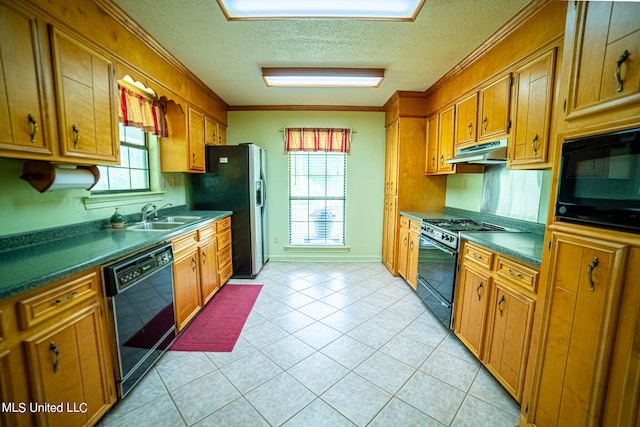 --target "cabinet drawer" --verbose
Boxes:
[171,230,198,260]
[217,245,232,268]
[198,223,216,243]
[463,242,494,270]
[217,230,232,249]
[409,220,421,234]
[16,269,100,330]
[218,261,233,285]
[495,256,539,293]
[400,216,409,228]
[216,216,231,233]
